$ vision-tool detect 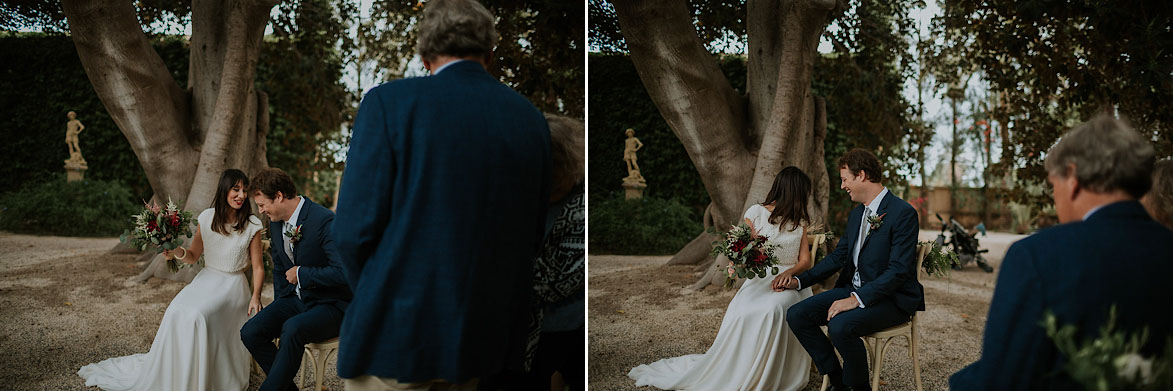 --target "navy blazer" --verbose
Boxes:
[333,61,551,383]
[269,197,351,310]
[797,191,925,315]
[950,201,1173,390]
